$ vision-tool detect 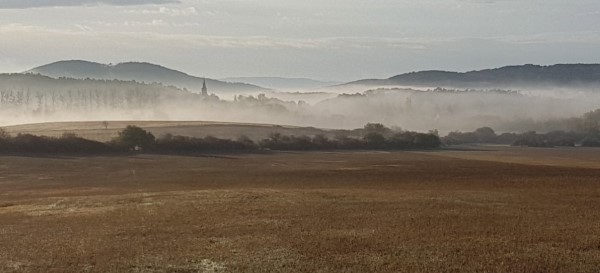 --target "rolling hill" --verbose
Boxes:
[346,64,600,88]
[3,121,333,142]
[0,73,198,126]
[26,60,268,94]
